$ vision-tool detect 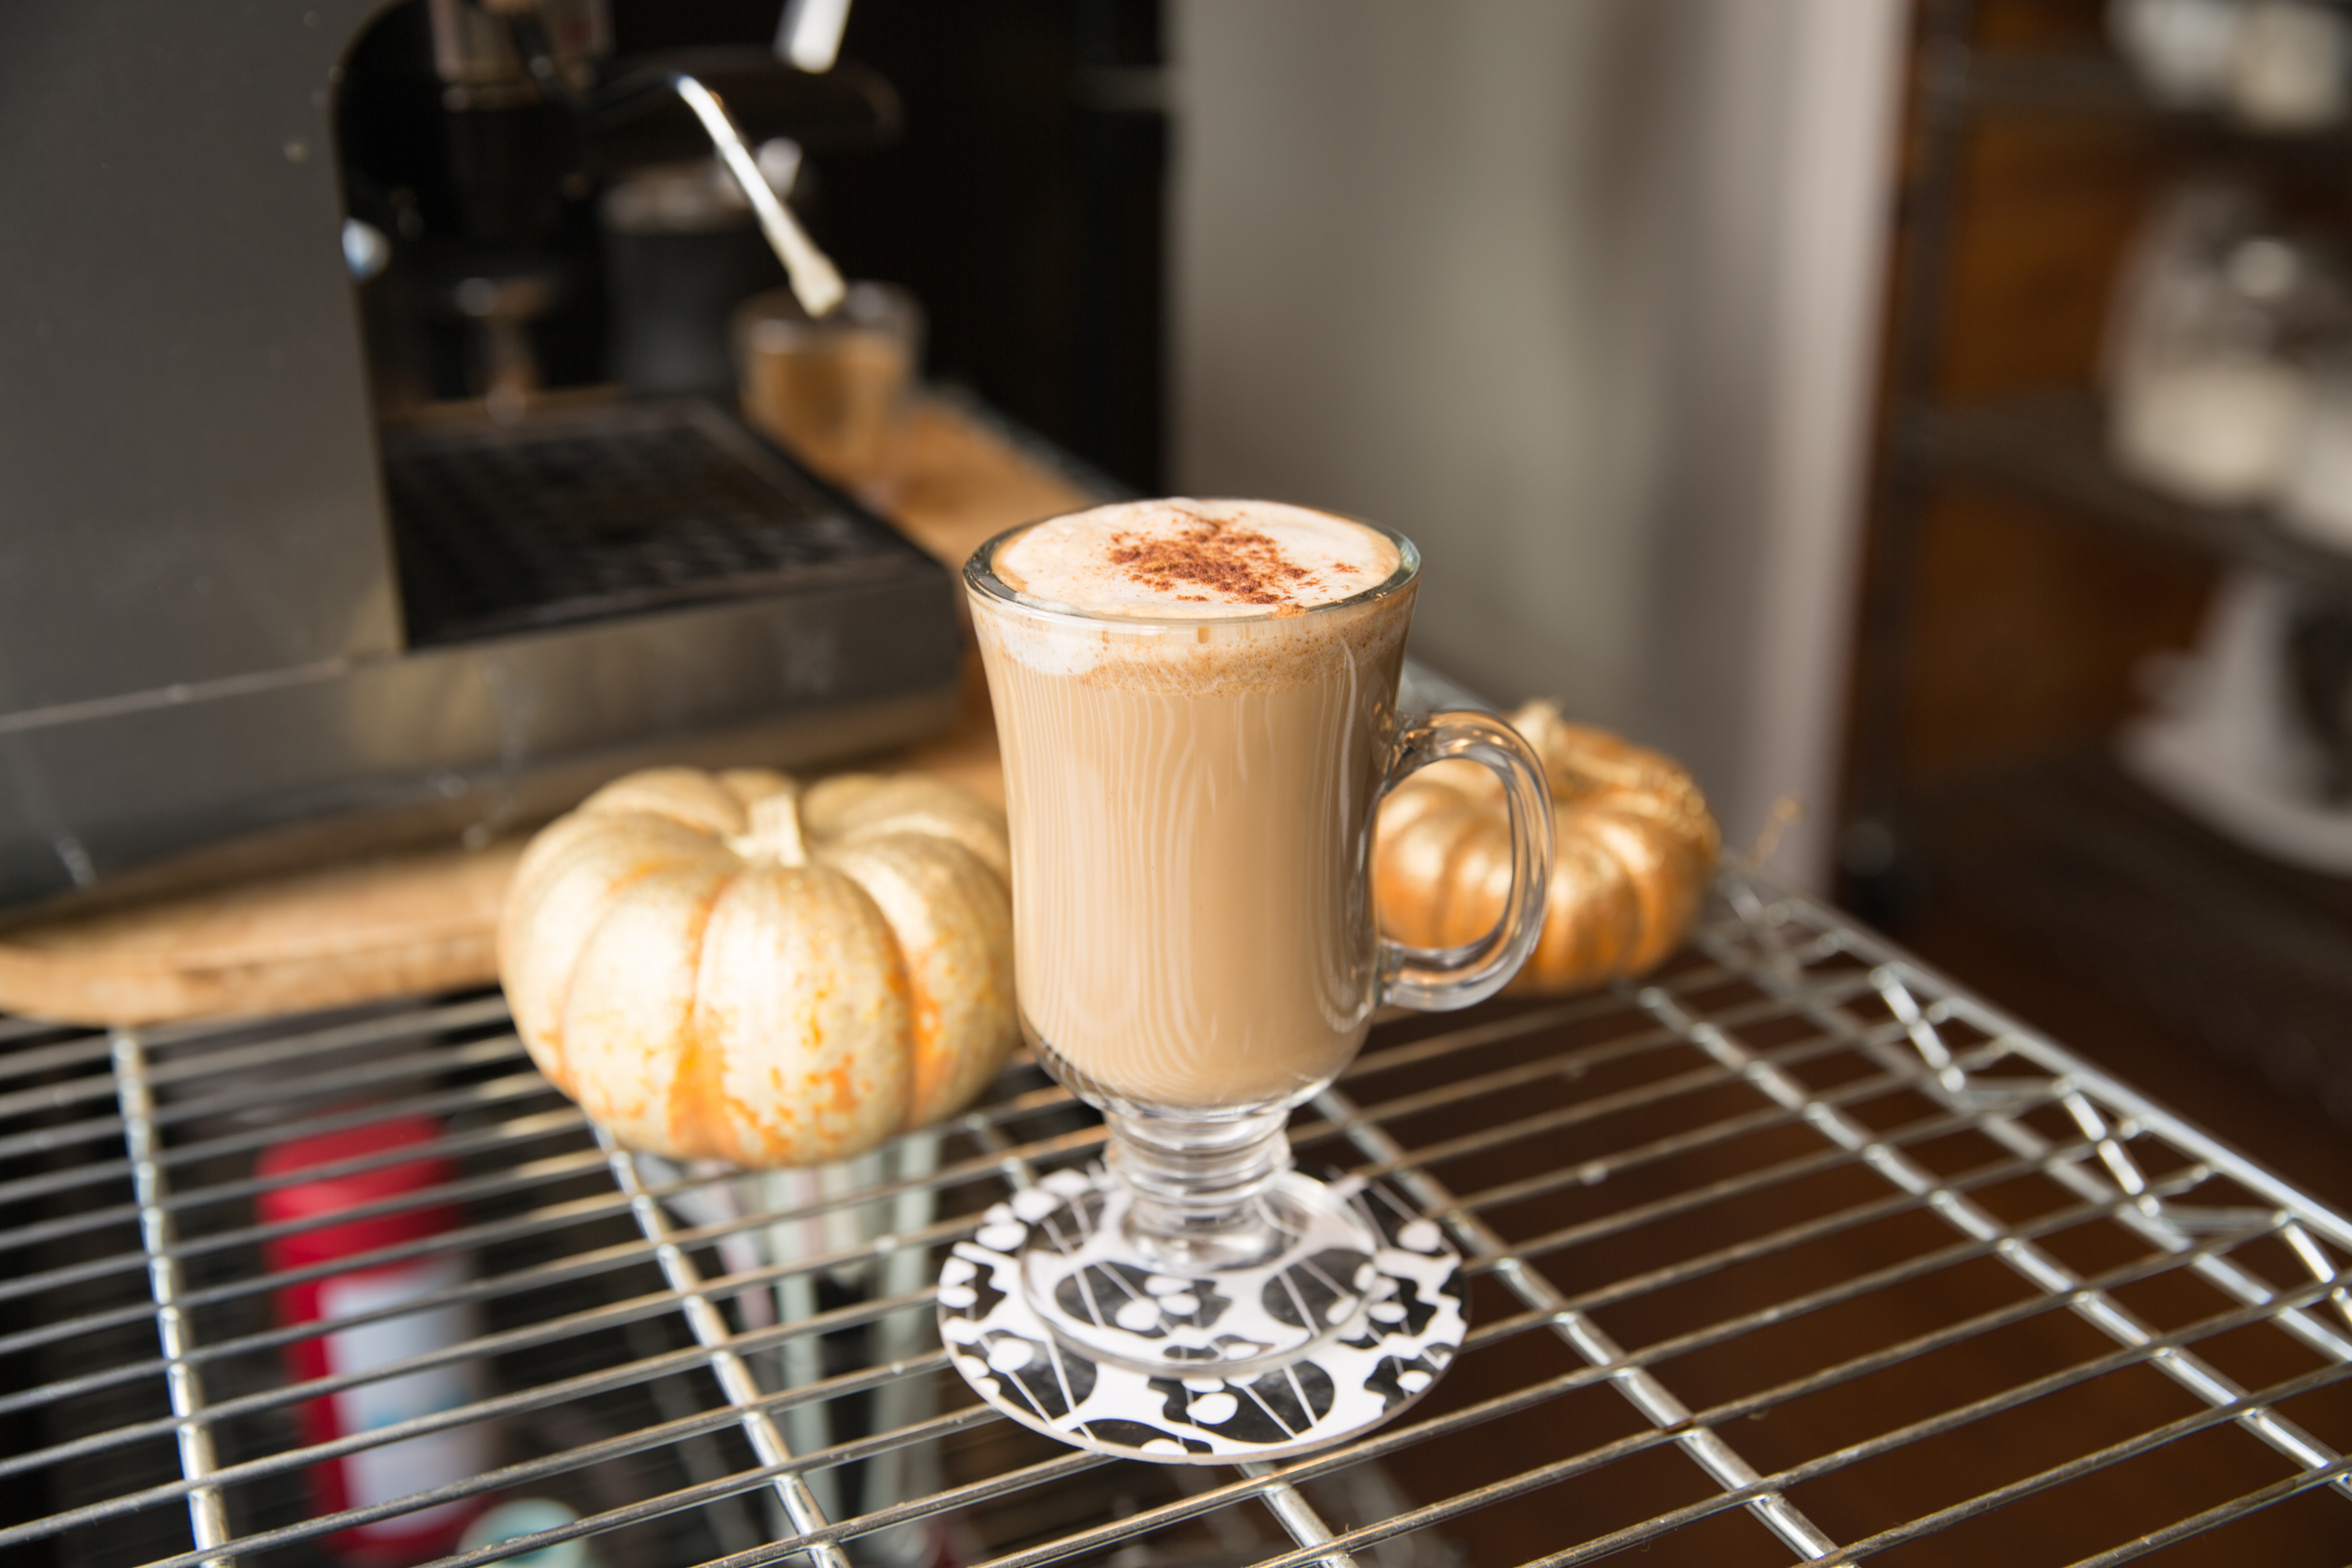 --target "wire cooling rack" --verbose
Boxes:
[5,872,2351,1568]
